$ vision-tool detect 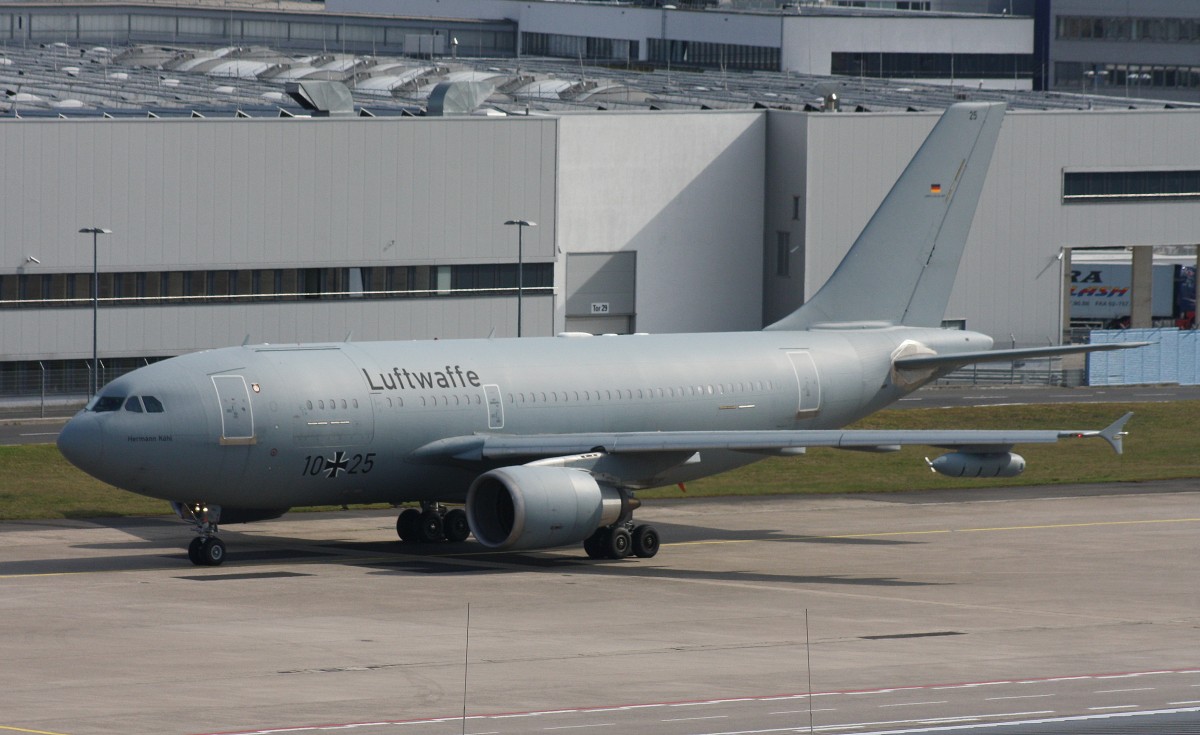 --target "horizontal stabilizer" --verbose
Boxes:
[893,341,1150,372]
